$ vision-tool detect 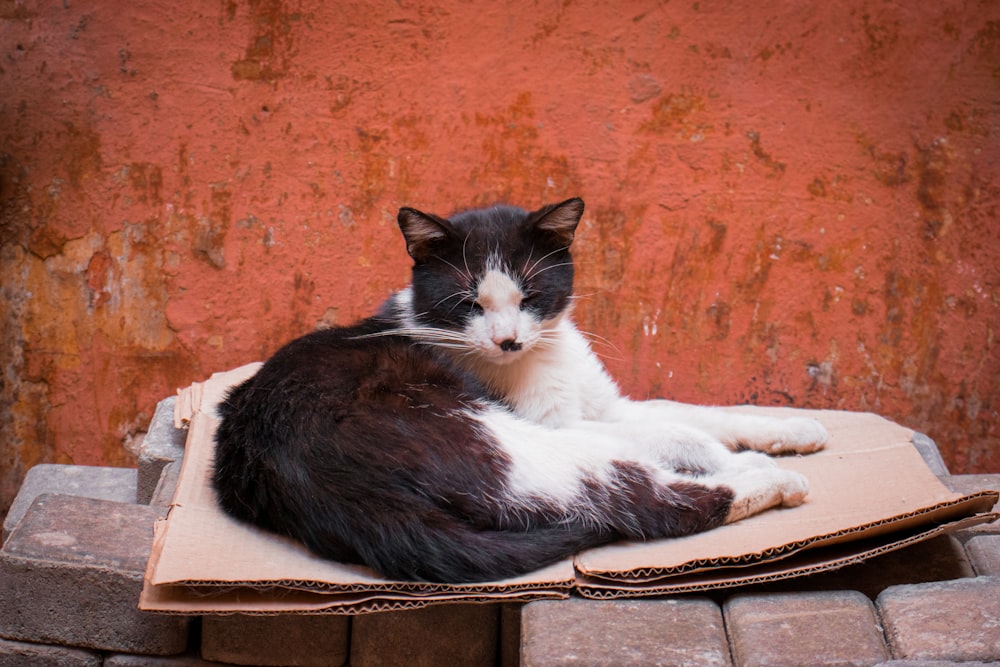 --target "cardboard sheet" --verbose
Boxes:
[141,364,998,614]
